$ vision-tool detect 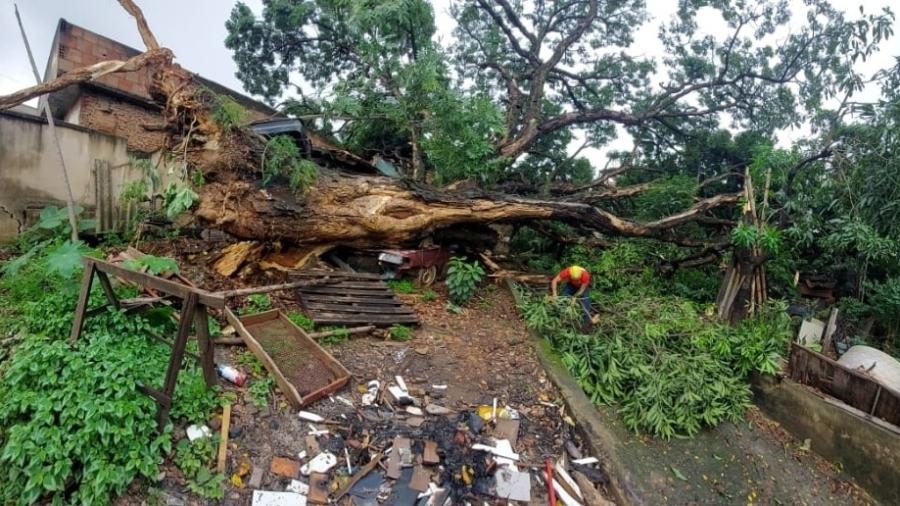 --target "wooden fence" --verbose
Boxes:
[789,342,900,427]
